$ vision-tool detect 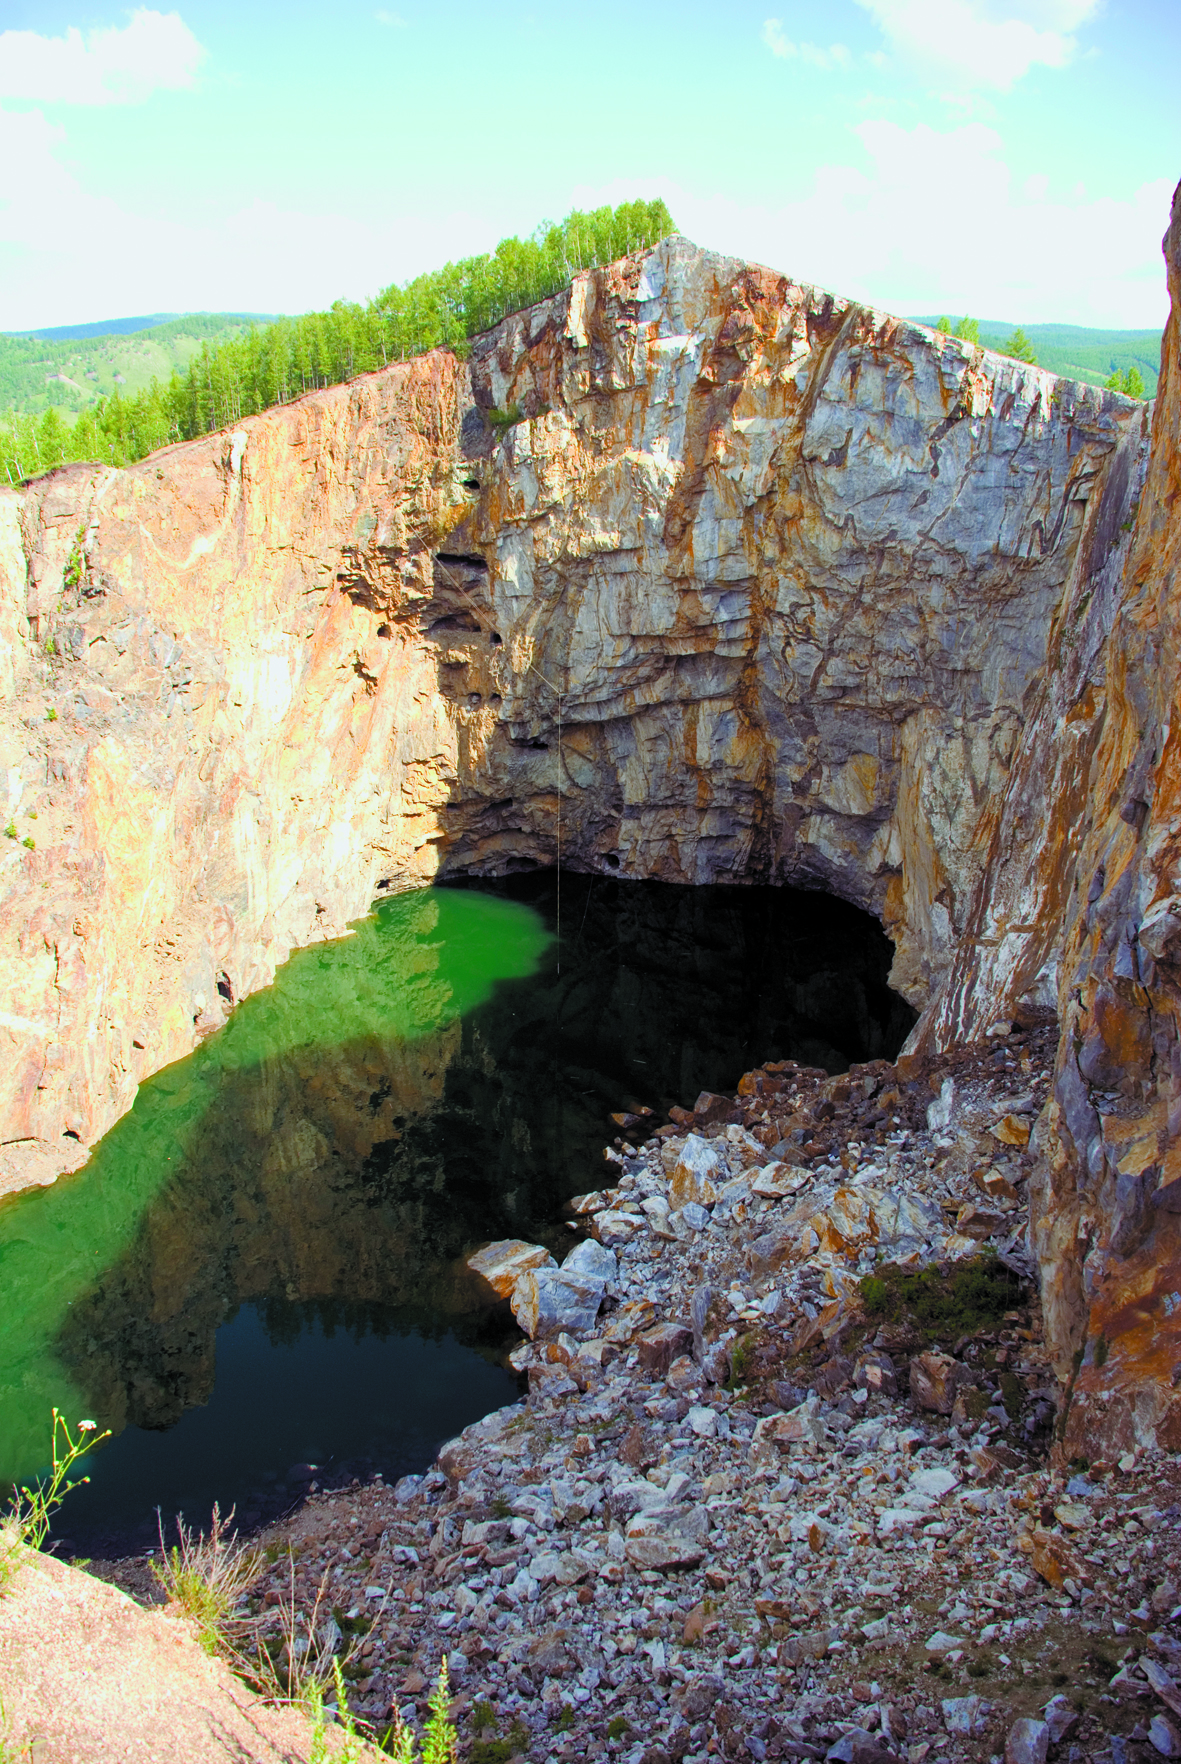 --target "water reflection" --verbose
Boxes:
[0,875,915,1550]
